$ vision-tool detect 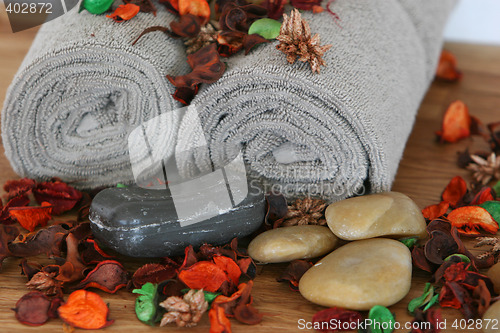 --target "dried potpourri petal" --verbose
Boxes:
[159,289,208,327]
[472,279,491,317]
[312,307,363,333]
[178,261,228,293]
[9,202,53,232]
[26,268,63,296]
[424,230,459,265]
[412,246,435,273]
[277,259,313,291]
[408,283,436,314]
[170,13,202,38]
[470,187,495,205]
[76,192,92,222]
[0,224,19,267]
[449,227,495,269]
[55,233,87,284]
[264,192,288,227]
[132,26,171,46]
[265,0,286,20]
[33,180,83,215]
[75,260,128,293]
[123,0,157,15]
[368,305,396,332]
[13,291,52,326]
[232,281,262,325]
[167,44,226,96]
[242,33,269,54]
[439,281,475,319]
[410,308,443,333]
[179,244,199,269]
[436,100,471,143]
[19,259,42,280]
[447,206,498,235]
[106,4,140,22]
[79,238,114,265]
[58,290,114,329]
[8,223,69,258]
[209,304,232,333]
[133,282,160,325]
[441,176,467,207]
[290,0,321,11]
[422,202,449,220]
[131,263,178,289]
[435,50,462,82]
[3,178,36,201]
[212,255,241,285]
